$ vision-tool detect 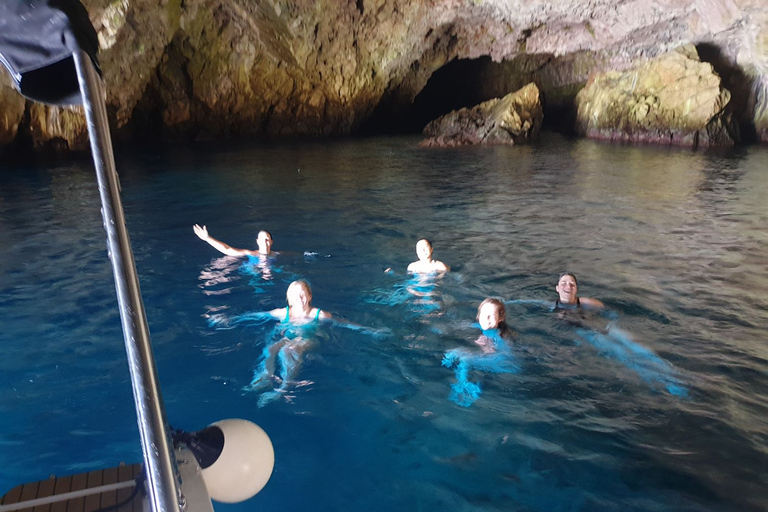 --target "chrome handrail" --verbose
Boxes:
[73,50,183,512]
